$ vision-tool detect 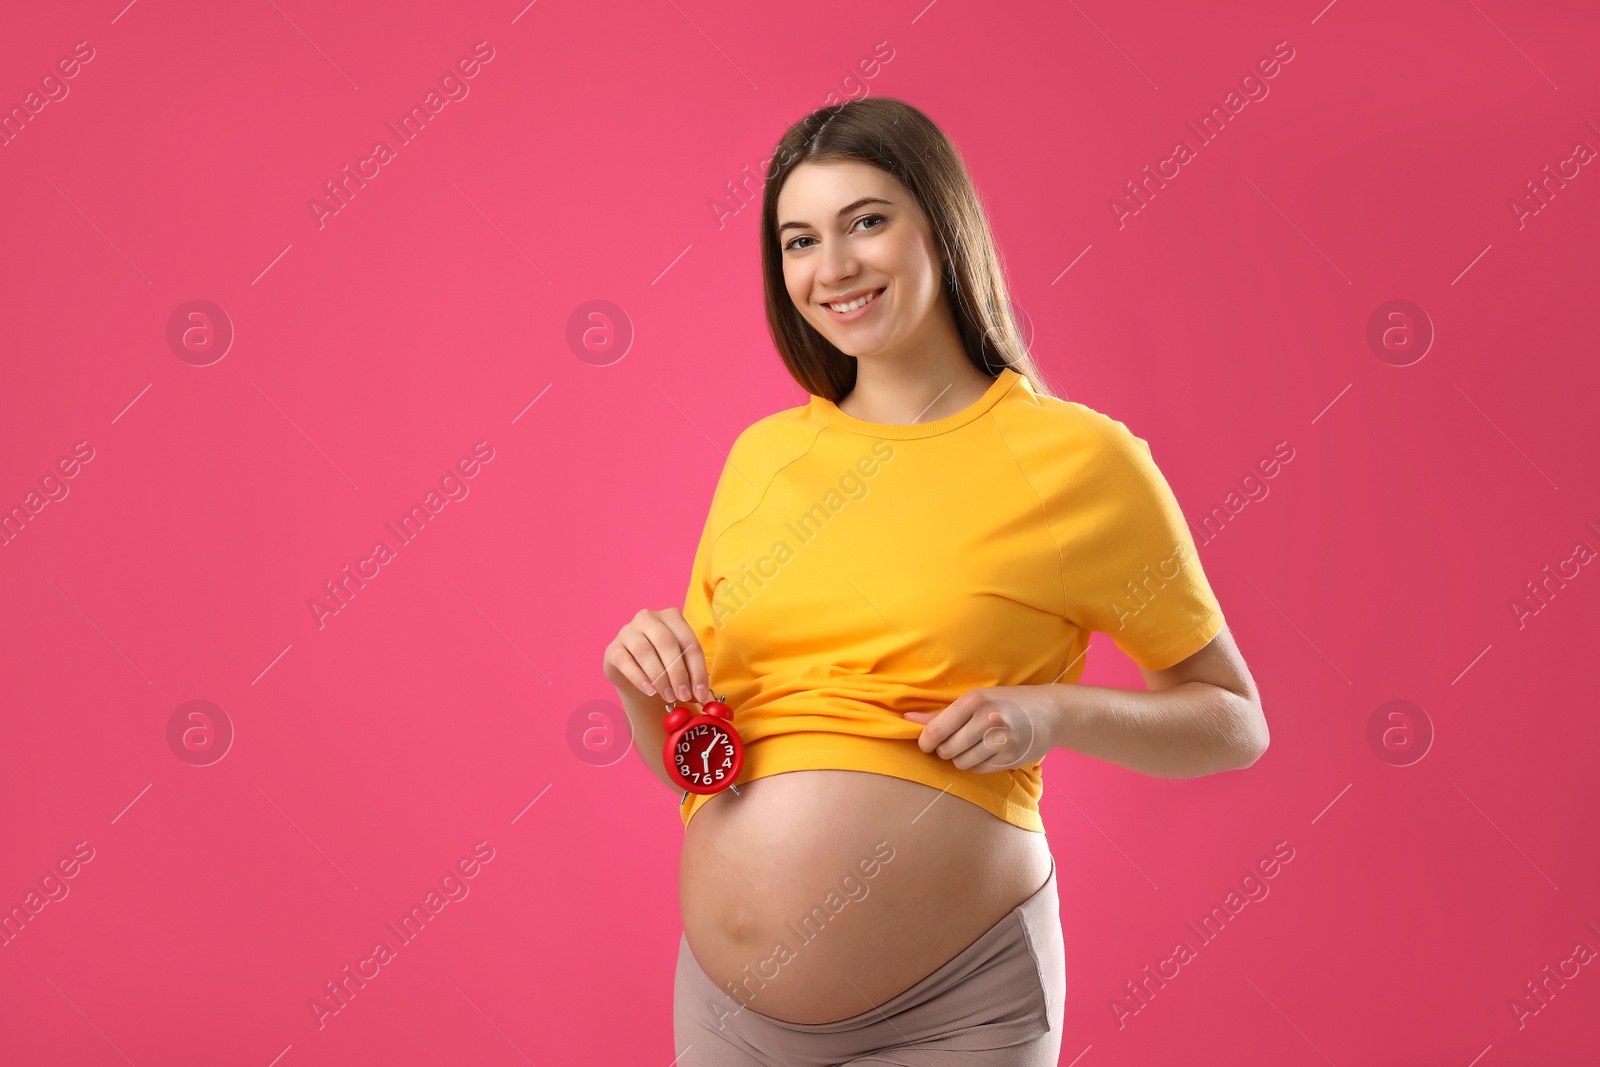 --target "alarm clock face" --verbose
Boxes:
[672,720,738,789]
